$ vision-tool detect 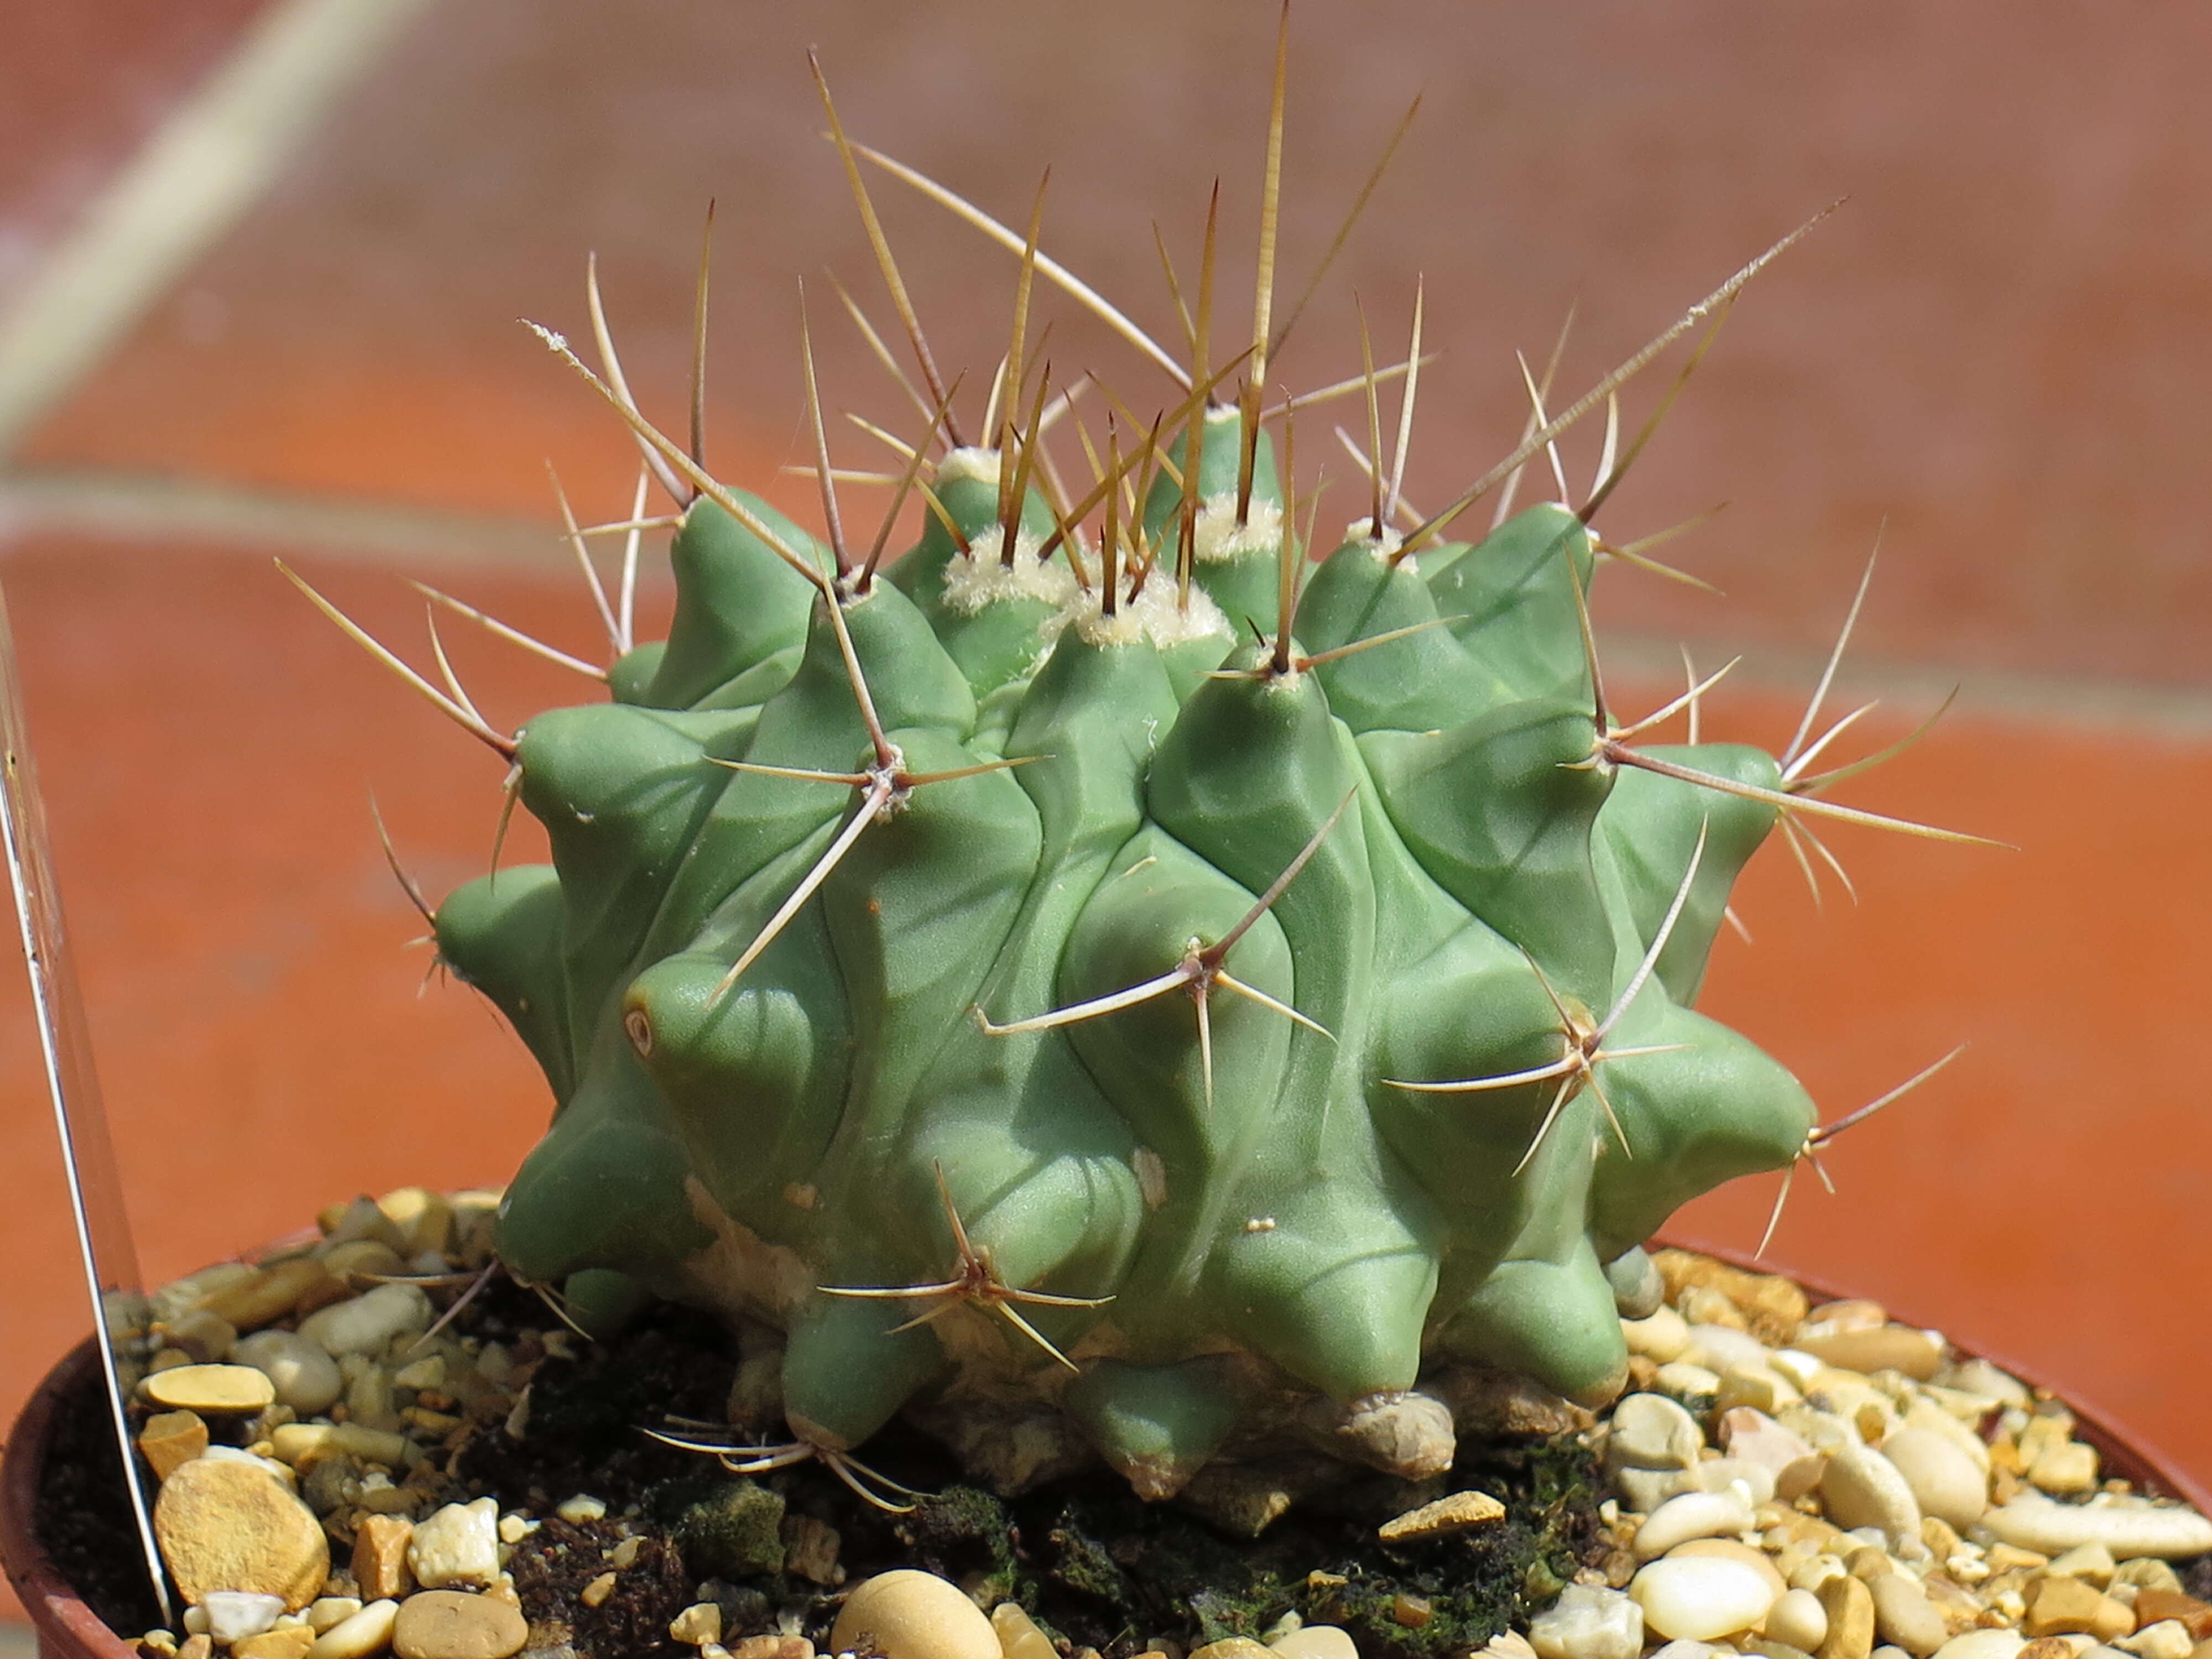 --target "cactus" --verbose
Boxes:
[294,45,1983,1508]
